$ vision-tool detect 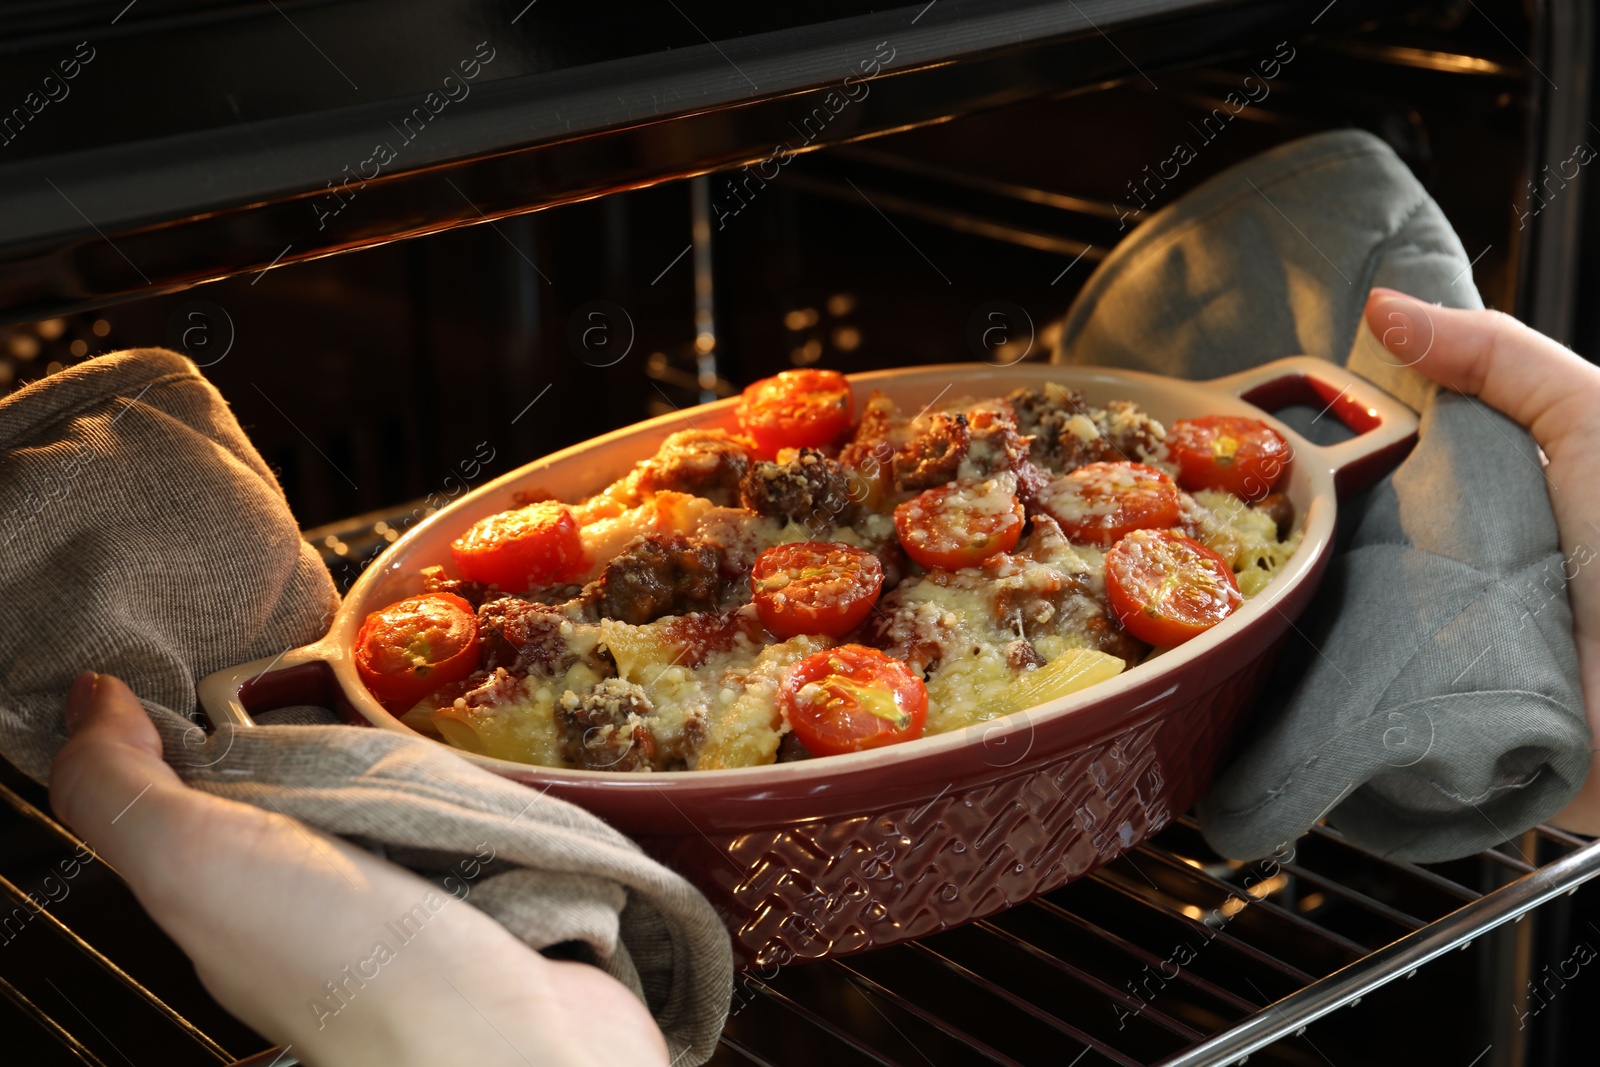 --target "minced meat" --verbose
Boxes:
[557,679,658,771]
[419,565,494,609]
[1008,387,1164,472]
[477,598,575,674]
[739,448,854,529]
[892,411,969,490]
[585,533,726,624]
[555,678,706,771]
[635,429,750,506]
